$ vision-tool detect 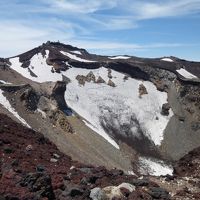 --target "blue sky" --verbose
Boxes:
[0,0,200,61]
